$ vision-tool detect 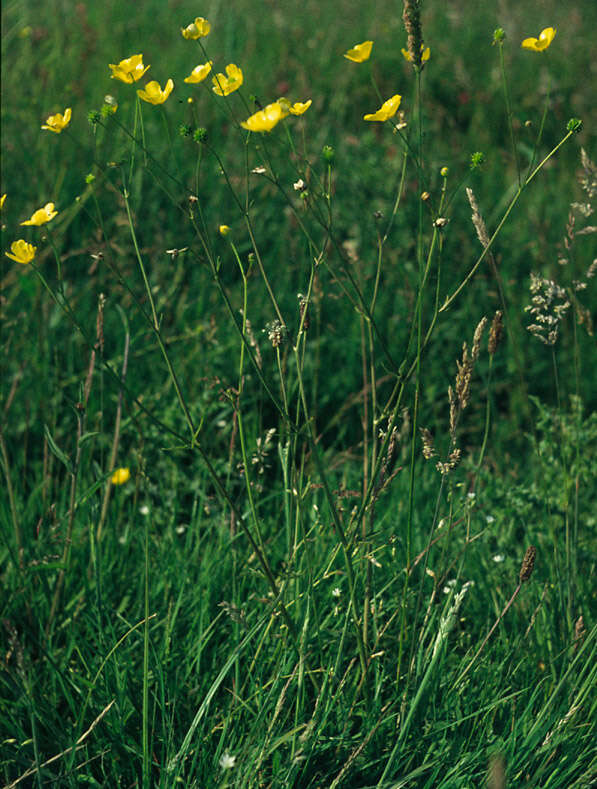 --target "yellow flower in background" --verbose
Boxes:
[137,79,174,104]
[181,17,211,39]
[286,99,312,115]
[364,94,402,122]
[212,64,243,96]
[219,224,231,236]
[343,40,373,62]
[401,44,431,63]
[521,27,556,52]
[21,202,58,226]
[111,467,131,485]
[184,61,213,83]
[109,54,150,83]
[5,239,37,264]
[0,194,6,209]
[241,101,287,132]
[41,108,71,133]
